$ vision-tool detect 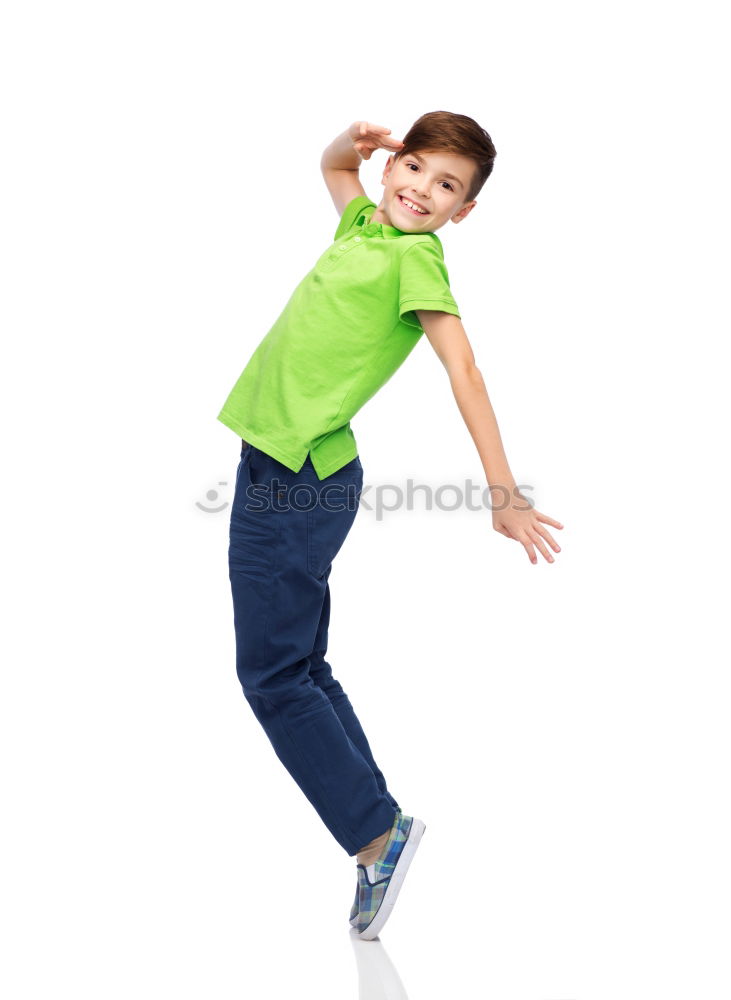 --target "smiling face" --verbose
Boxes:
[371,149,478,233]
